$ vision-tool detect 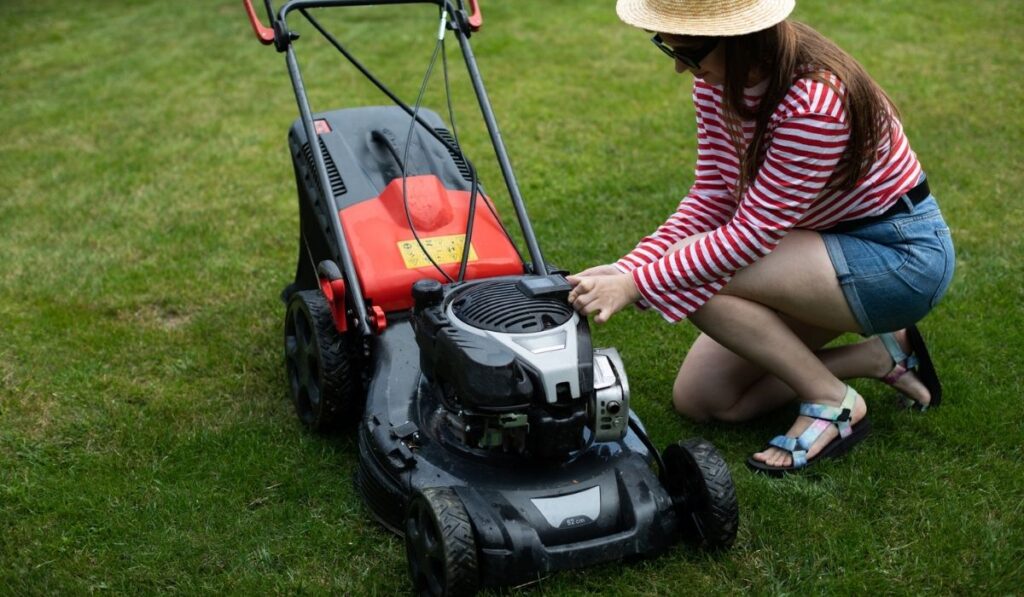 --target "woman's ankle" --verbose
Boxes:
[800,379,850,407]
